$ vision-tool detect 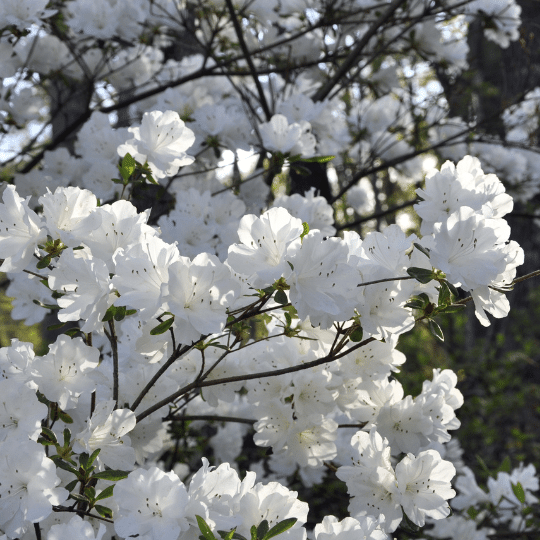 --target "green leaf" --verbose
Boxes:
[92,470,129,481]
[218,530,237,540]
[405,299,426,310]
[284,312,292,327]
[438,281,451,306]
[65,479,79,492]
[262,519,298,540]
[94,505,113,519]
[349,327,363,342]
[446,281,460,298]
[87,448,101,467]
[467,505,479,520]
[114,305,127,321]
[41,427,58,444]
[406,267,434,284]
[291,164,311,176]
[95,484,115,502]
[476,454,491,476]
[64,328,82,337]
[47,322,66,331]
[250,525,258,540]
[413,242,430,258]
[63,428,71,446]
[101,305,116,322]
[125,309,137,316]
[57,409,74,424]
[300,222,309,241]
[120,152,137,181]
[79,452,89,469]
[49,456,78,475]
[150,317,175,335]
[69,492,89,503]
[84,486,96,501]
[301,155,335,163]
[36,255,52,269]
[428,319,444,341]
[512,482,526,504]
[498,455,512,474]
[286,153,302,163]
[274,290,288,305]
[256,520,269,540]
[439,304,466,313]
[196,515,218,540]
